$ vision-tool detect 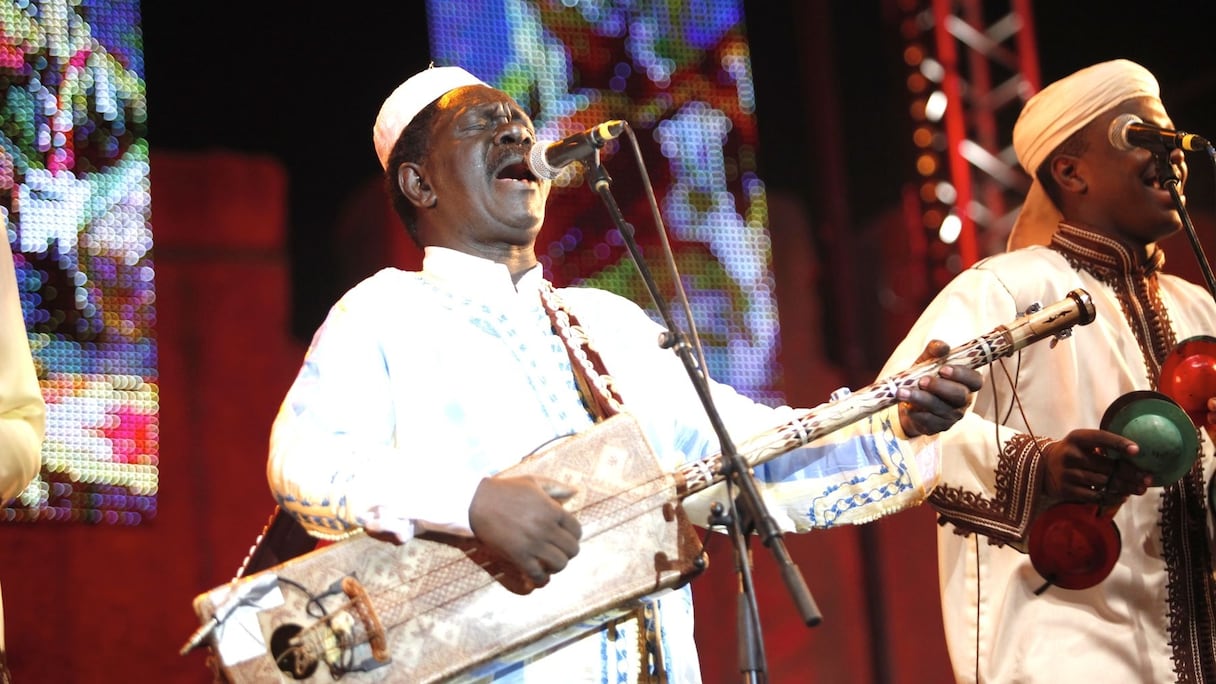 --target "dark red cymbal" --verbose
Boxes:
[1159,335,1216,426]
[1028,502,1120,590]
